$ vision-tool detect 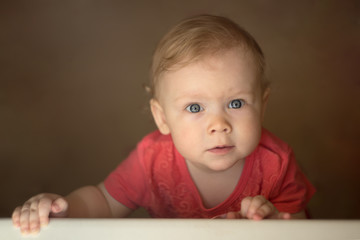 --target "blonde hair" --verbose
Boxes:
[149,14,267,99]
